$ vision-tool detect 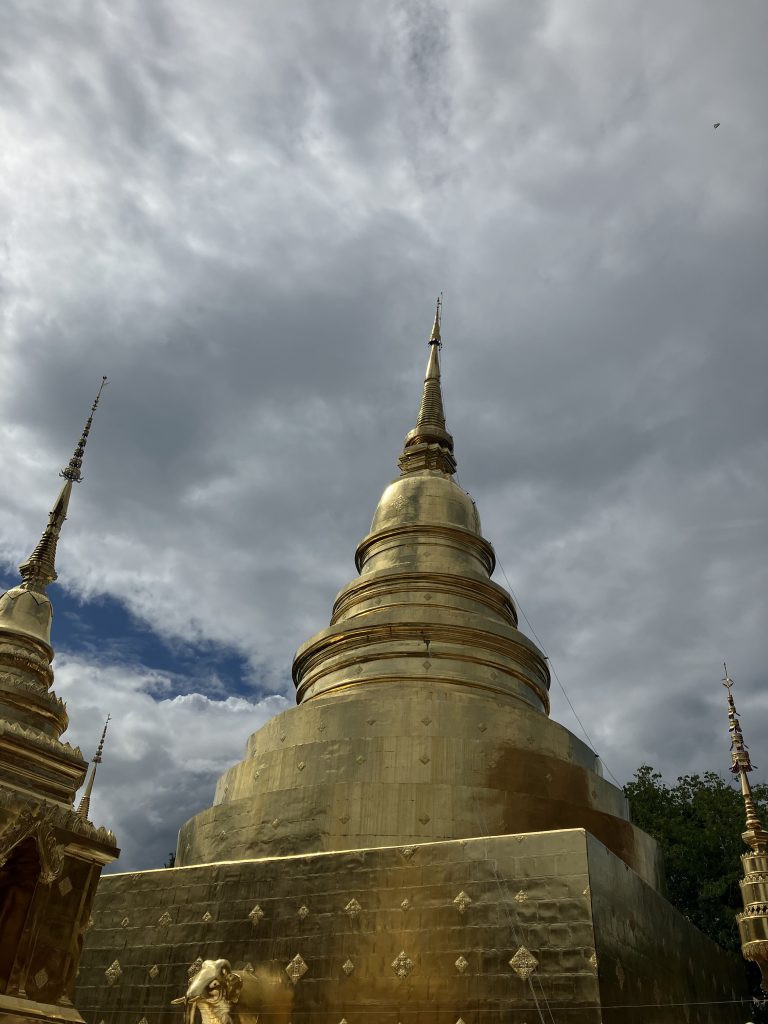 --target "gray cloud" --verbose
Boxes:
[1,0,766,867]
